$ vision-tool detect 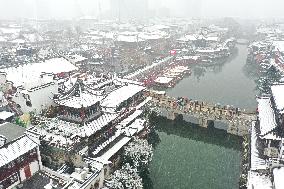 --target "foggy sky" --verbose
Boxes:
[0,0,284,20]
